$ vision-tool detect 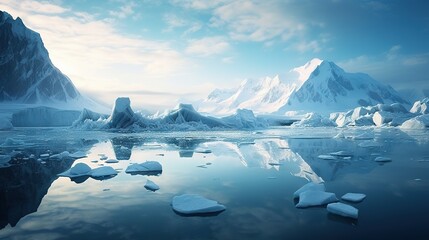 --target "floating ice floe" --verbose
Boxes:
[171,194,226,215]
[40,153,50,158]
[293,182,325,198]
[358,141,382,148]
[318,155,336,160]
[125,161,162,174]
[329,151,353,157]
[69,151,87,159]
[58,163,92,177]
[49,151,70,159]
[400,115,429,130]
[341,193,366,202]
[144,179,160,191]
[374,156,392,162]
[194,148,212,154]
[327,202,358,219]
[105,159,119,163]
[296,191,338,208]
[91,166,118,178]
[100,156,108,160]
